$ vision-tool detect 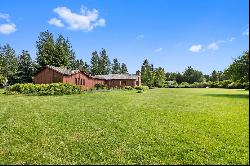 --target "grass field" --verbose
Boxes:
[0,88,249,164]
